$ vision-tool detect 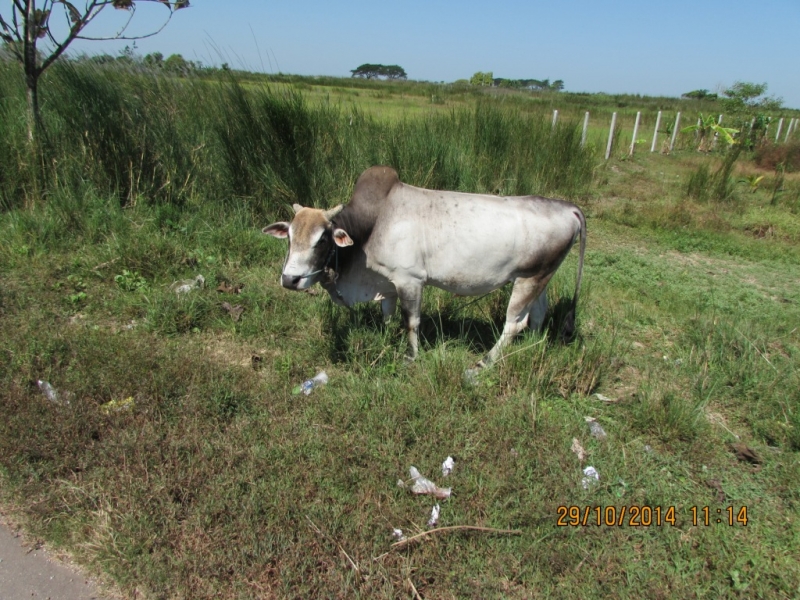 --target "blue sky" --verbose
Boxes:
[35,0,800,108]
